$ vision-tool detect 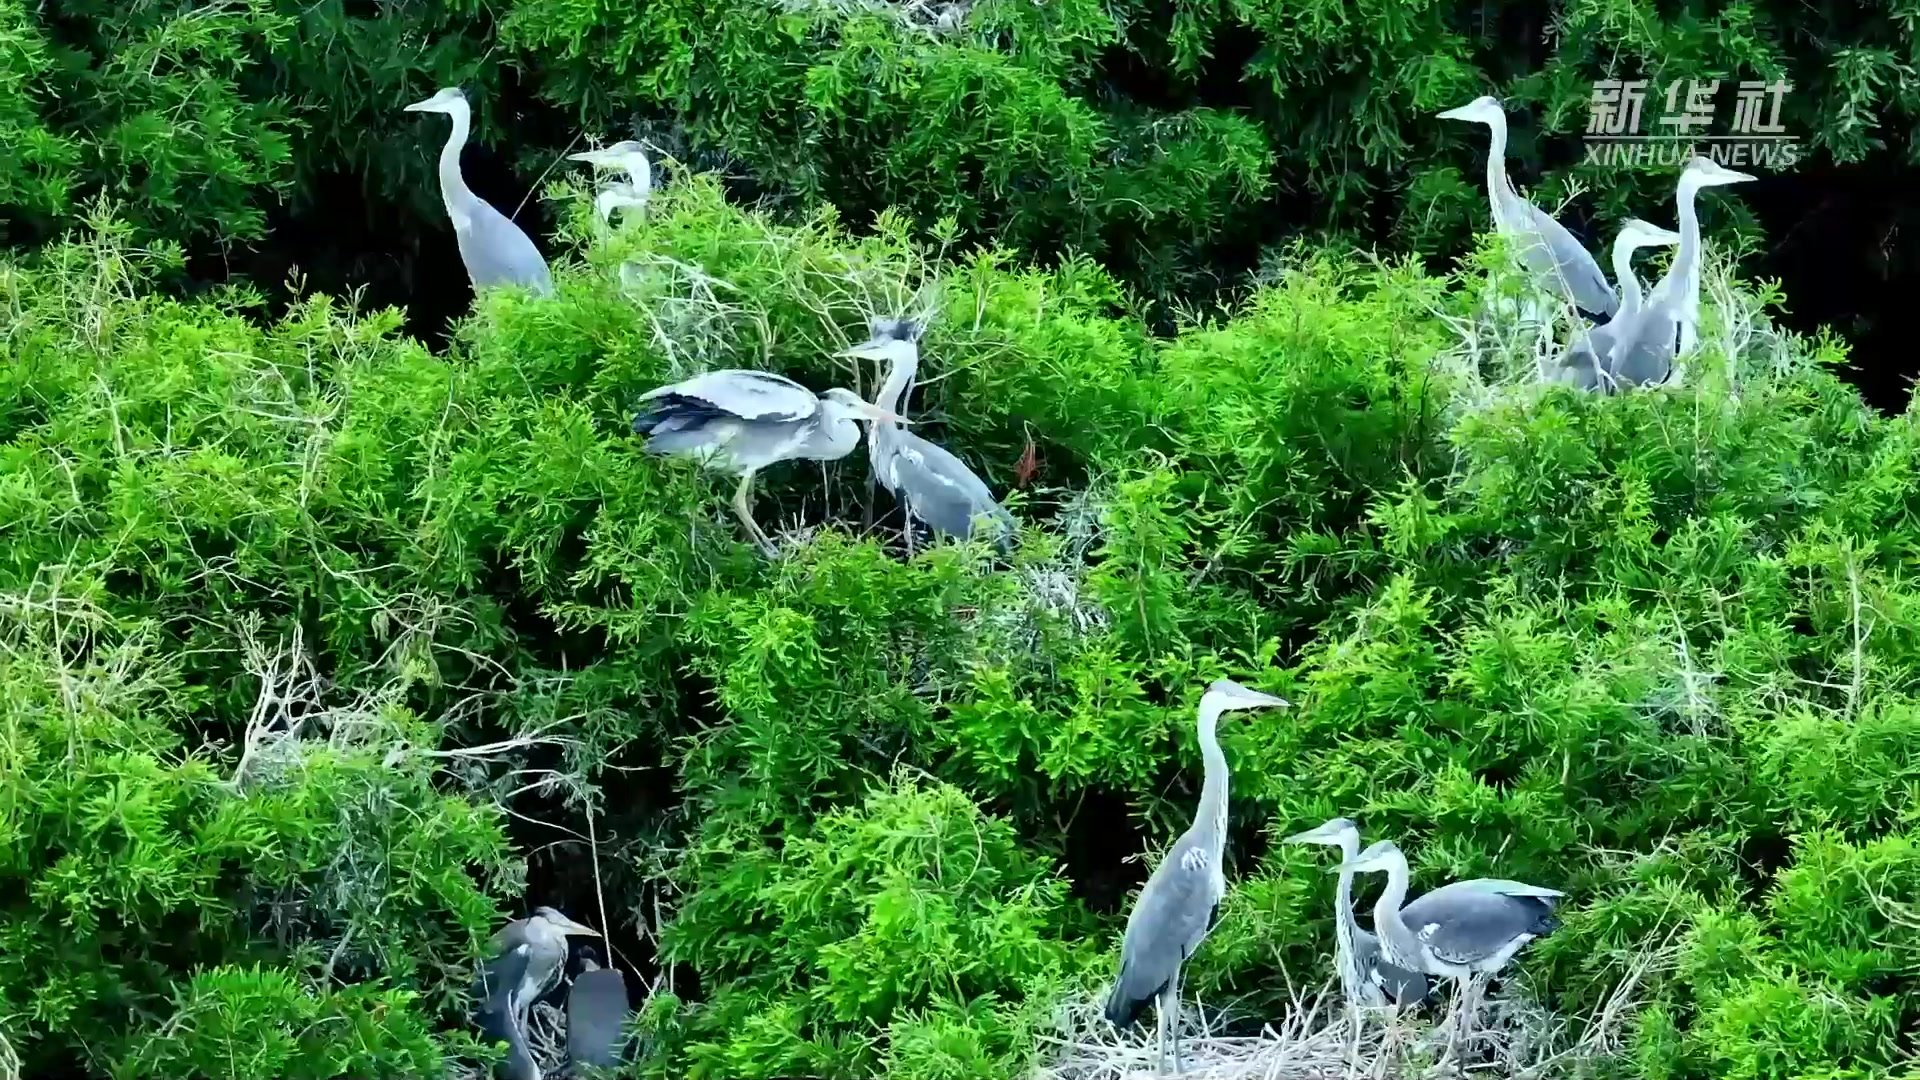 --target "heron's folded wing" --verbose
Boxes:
[1404,886,1552,966]
[644,370,820,422]
[1513,200,1617,317]
[886,434,1011,538]
[1113,842,1218,1002]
